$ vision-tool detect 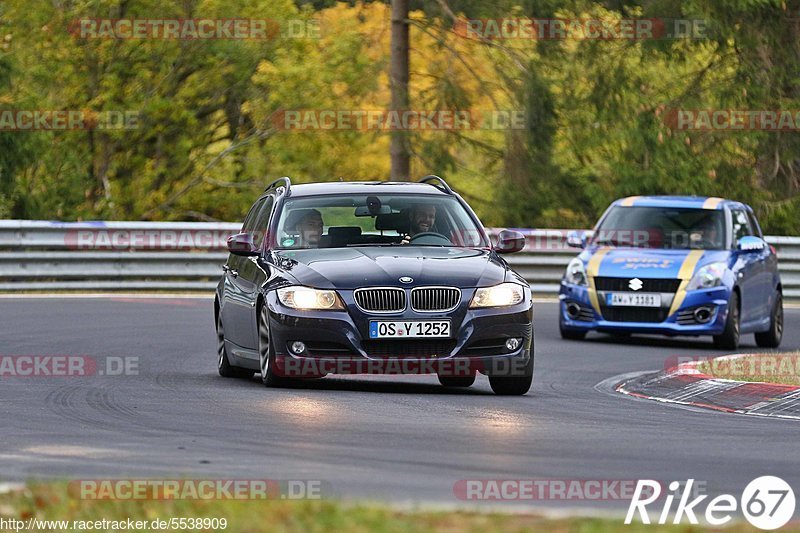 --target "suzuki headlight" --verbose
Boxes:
[277,286,344,310]
[470,283,525,308]
[564,257,588,286]
[686,262,727,291]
